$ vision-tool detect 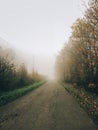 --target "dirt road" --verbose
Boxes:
[0,81,98,130]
